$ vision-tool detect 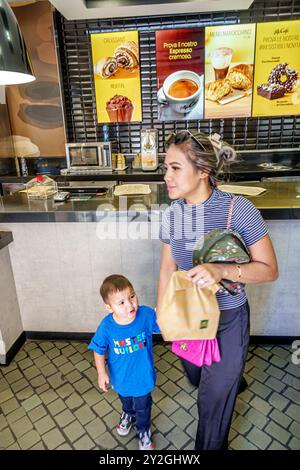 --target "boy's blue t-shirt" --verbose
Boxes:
[88,305,160,397]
